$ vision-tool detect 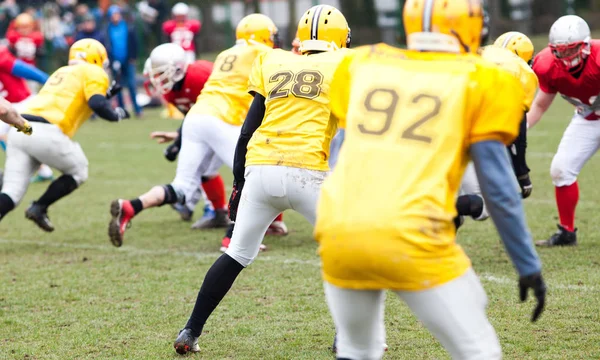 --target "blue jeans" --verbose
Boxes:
[329,129,345,169]
[115,62,141,115]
